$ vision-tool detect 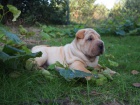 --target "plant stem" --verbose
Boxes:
[86,80,90,100]
[0,10,10,23]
